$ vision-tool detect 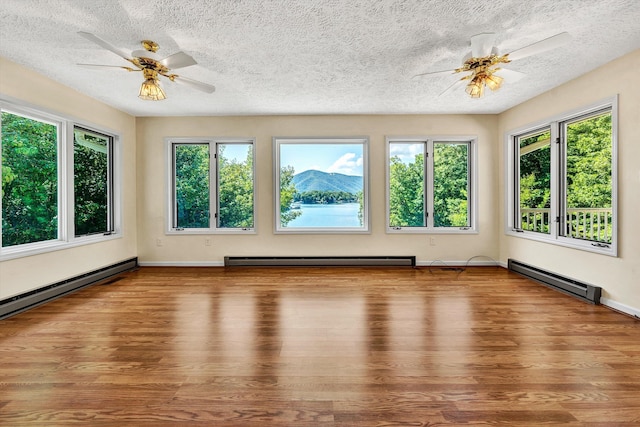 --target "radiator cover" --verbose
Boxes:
[508,258,601,304]
[224,256,416,267]
[0,257,138,319]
